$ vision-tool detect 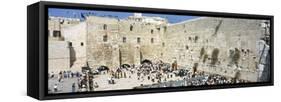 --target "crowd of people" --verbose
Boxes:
[184,71,249,87]
[49,71,82,82]
[49,70,81,93]
[107,60,180,85]
[48,70,99,93]
[48,60,249,93]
